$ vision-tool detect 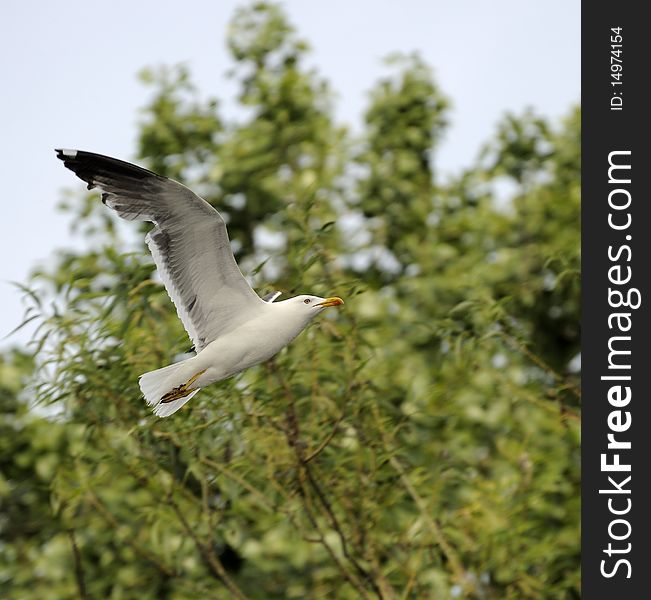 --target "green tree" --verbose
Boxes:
[2,3,579,598]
